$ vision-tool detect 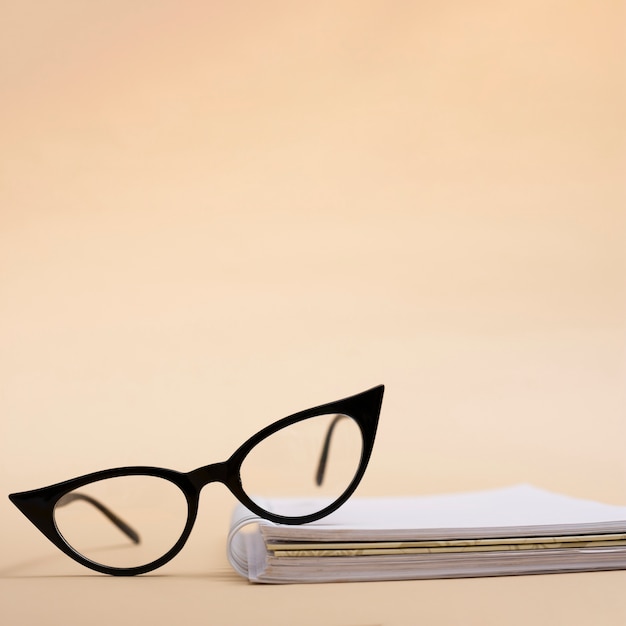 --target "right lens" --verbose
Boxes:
[54,474,189,569]
[239,413,364,518]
